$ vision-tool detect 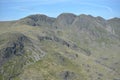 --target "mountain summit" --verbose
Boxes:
[54,13,77,28]
[0,13,120,80]
[18,14,55,27]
